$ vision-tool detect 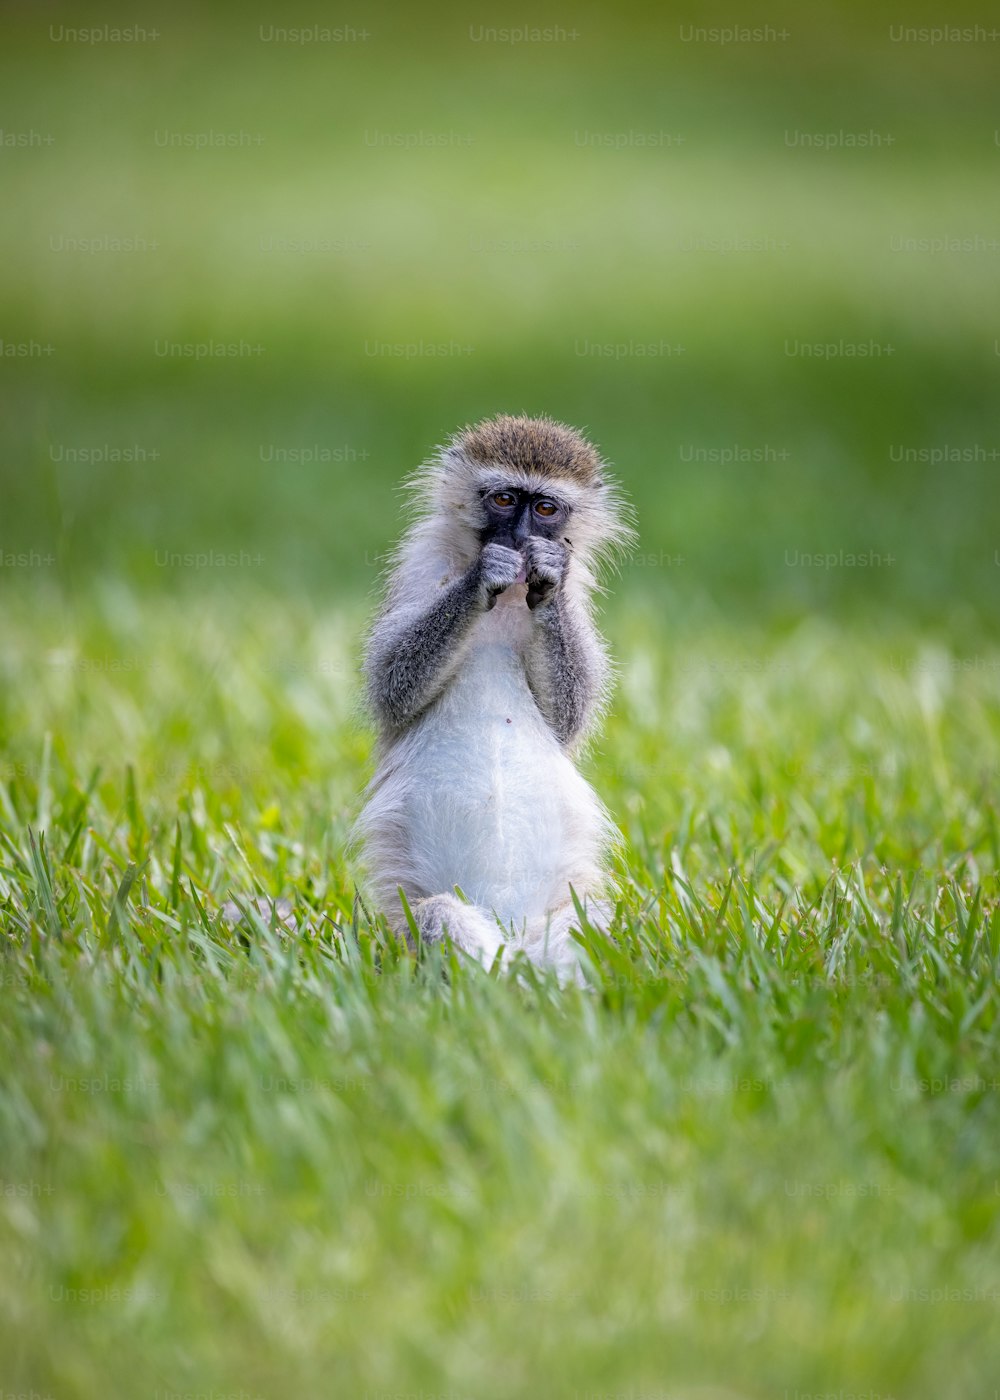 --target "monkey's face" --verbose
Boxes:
[479,488,570,552]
